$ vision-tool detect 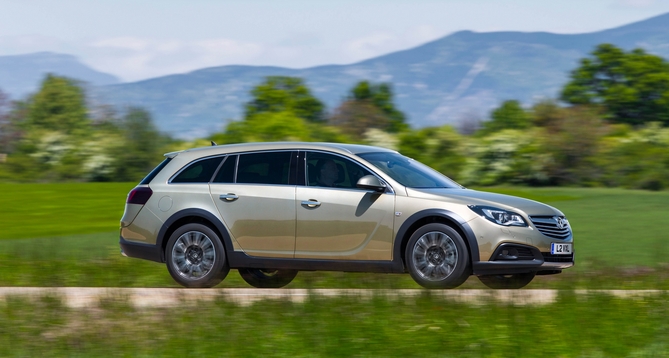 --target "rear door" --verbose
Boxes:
[209,151,297,258]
